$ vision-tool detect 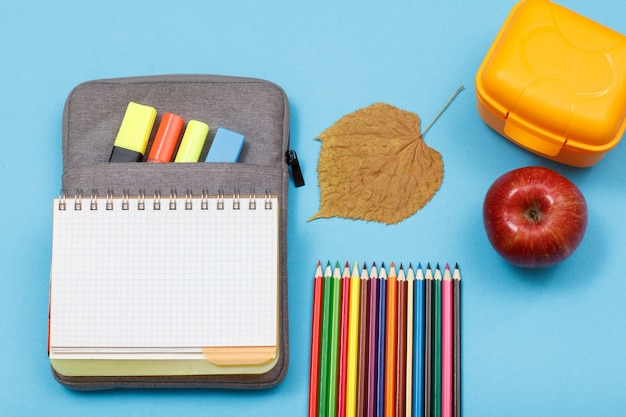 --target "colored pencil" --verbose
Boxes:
[337,262,352,417]
[424,264,433,417]
[405,265,415,417]
[357,263,370,417]
[346,262,361,417]
[319,262,334,416]
[376,264,388,417]
[328,262,343,417]
[432,265,442,417]
[441,265,453,417]
[384,262,398,417]
[395,265,408,417]
[452,265,461,417]
[366,263,380,417]
[413,264,425,417]
[308,261,324,417]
